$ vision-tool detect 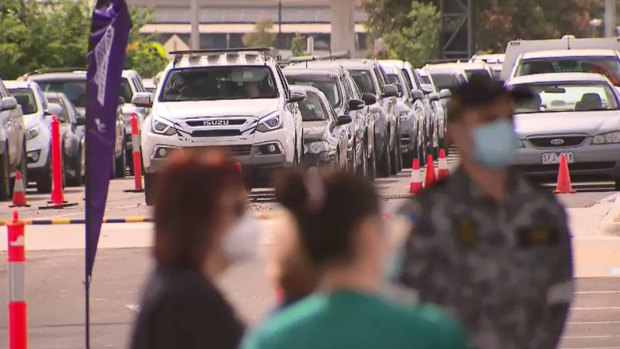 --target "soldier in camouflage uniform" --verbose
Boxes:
[389,75,574,349]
